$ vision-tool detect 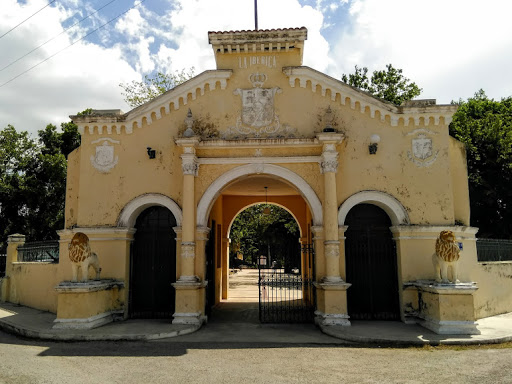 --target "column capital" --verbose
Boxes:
[311,225,324,239]
[195,226,211,241]
[316,132,343,174]
[181,153,199,176]
[177,136,200,176]
[338,225,348,239]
